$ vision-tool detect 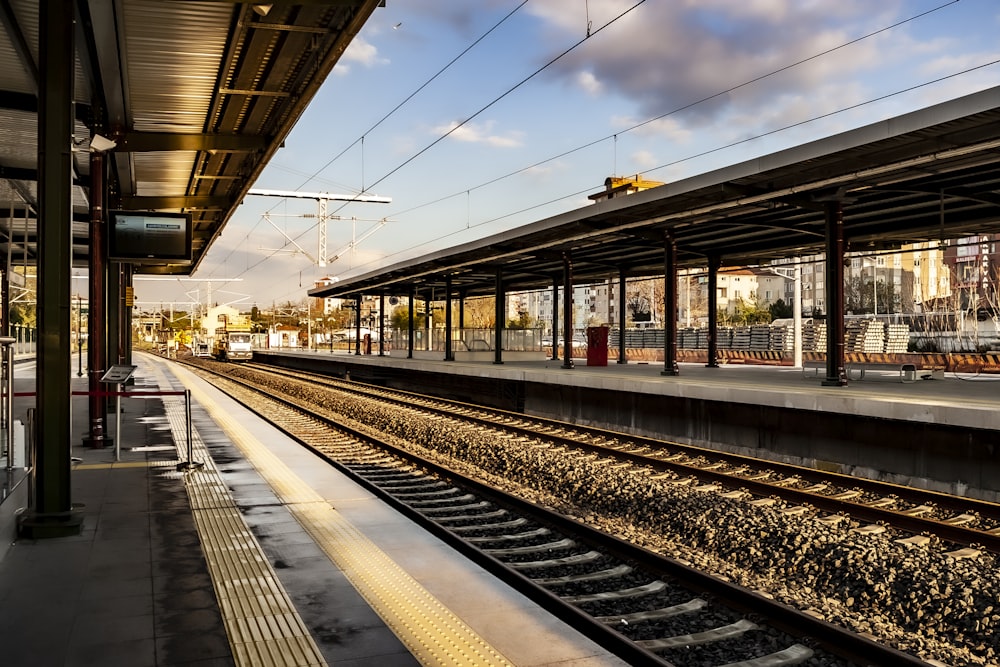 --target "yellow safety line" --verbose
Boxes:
[143,361,328,667]
[180,373,513,667]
